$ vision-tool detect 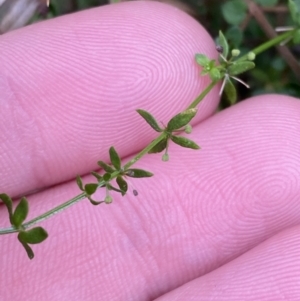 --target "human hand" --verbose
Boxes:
[1,2,300,300]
